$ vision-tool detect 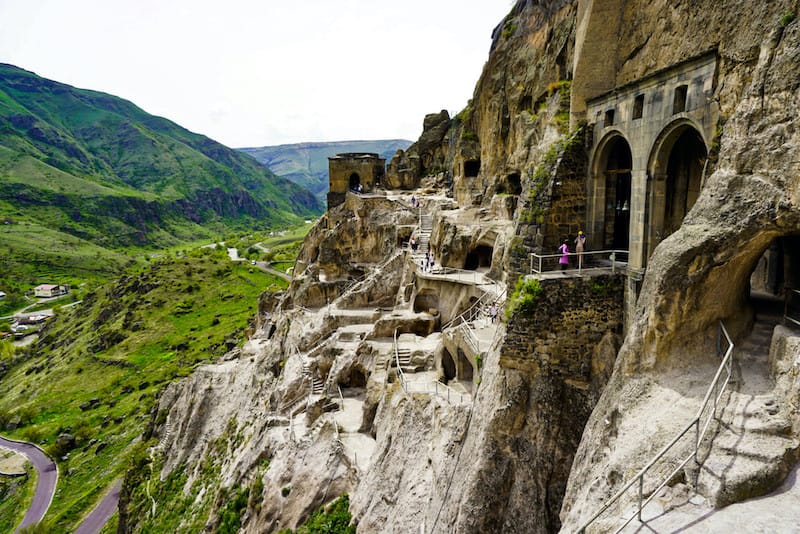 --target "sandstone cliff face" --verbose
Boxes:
[121,1,800,533]
[561,2,800,531]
